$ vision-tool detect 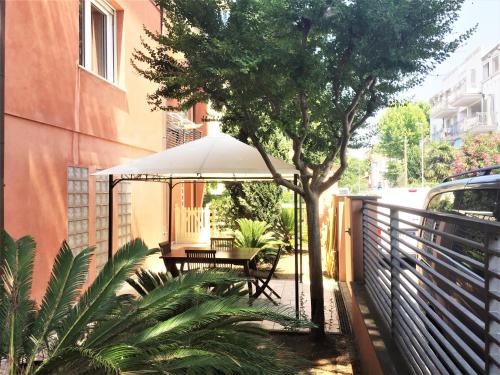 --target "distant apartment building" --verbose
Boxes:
[429,45,500,146]
[6,0,206,301]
